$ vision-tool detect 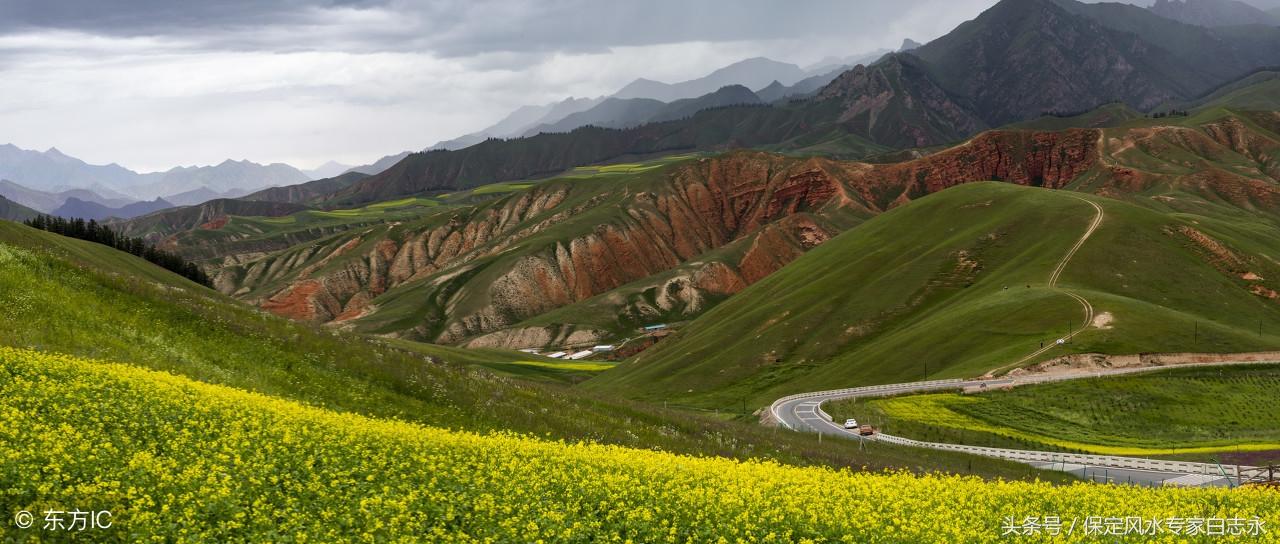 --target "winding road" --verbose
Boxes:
[766,194,1265,487]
